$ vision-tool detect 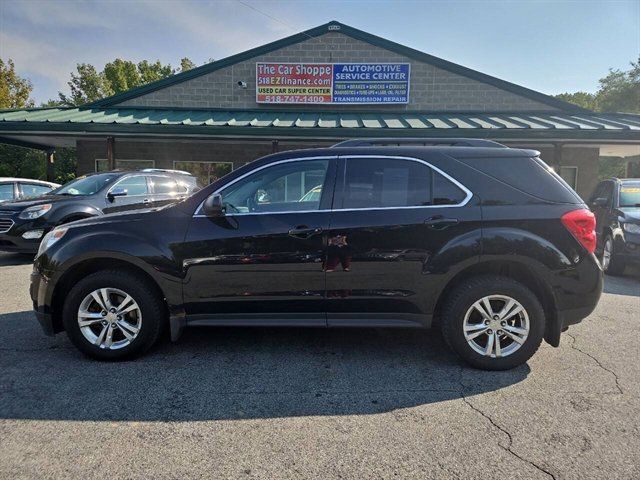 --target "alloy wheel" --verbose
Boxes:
[463,295,530,358]
[77,288,142,350]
